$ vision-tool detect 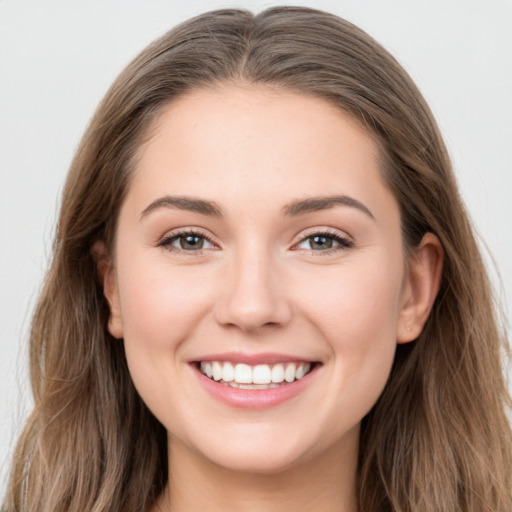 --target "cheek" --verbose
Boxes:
[114,252,219,423]
[295,256,403,339]
[293,258,402,404]
[113,252,219,406]
[117,254,215,346]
